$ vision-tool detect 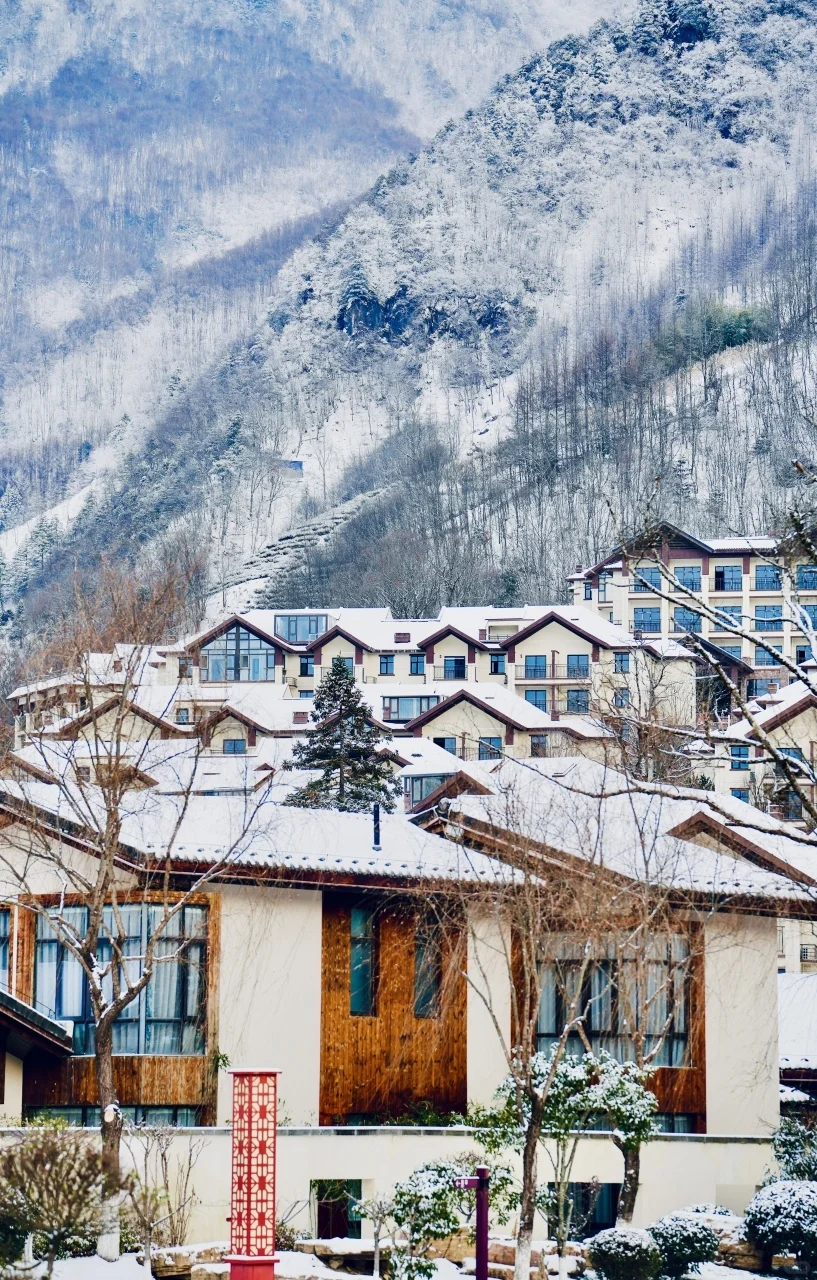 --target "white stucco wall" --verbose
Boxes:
[2,1054,22,1123]
[215,885,323,1126]
[704,913,779,1136]
[466,908,511,1106]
